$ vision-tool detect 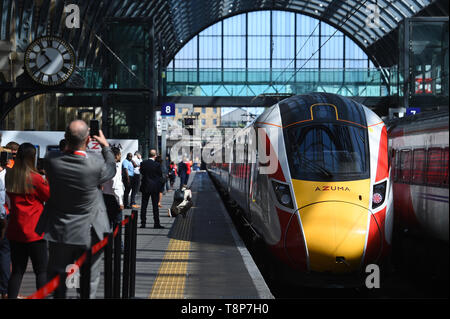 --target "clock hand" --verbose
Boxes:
[37,60,51,72]
[43,52,52,62]
[40,50,51,63]
[43,53,51,63]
